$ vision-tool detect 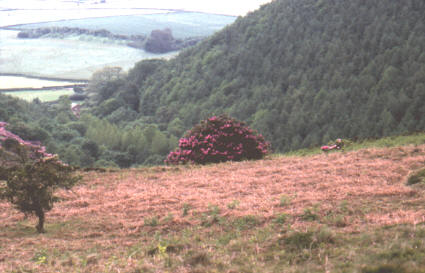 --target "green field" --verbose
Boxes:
[0,29,176,80]
[1,12,234,80]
